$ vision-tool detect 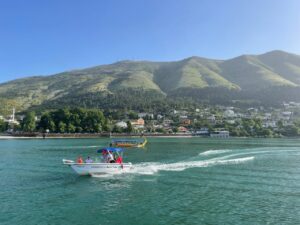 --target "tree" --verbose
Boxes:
[39,113,55,132]
[112,125,122,133]
[58,121,66,133]
[277,120,283,129]
[172,127,178,133]
[128,111,138,119]
[126,121,133,133]
[229,127,240,136]
[49,121,56,132]
[69,113,81,127]
[258,128,273,137]
[155,128,166,133]
[0,119,8,132]
[111,111,122,120]
[37,107,109,133]
[82,110,105,132]
[23,112,36,132]
[76,126,83,133]
[282,125,299,137]
[102,118,110,132]
[93,124,102,133]
[68,124,76,133]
